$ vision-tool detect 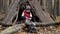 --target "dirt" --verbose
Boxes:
[0,25,60,34]
[13,25,60,34]
[55,16,60,22]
